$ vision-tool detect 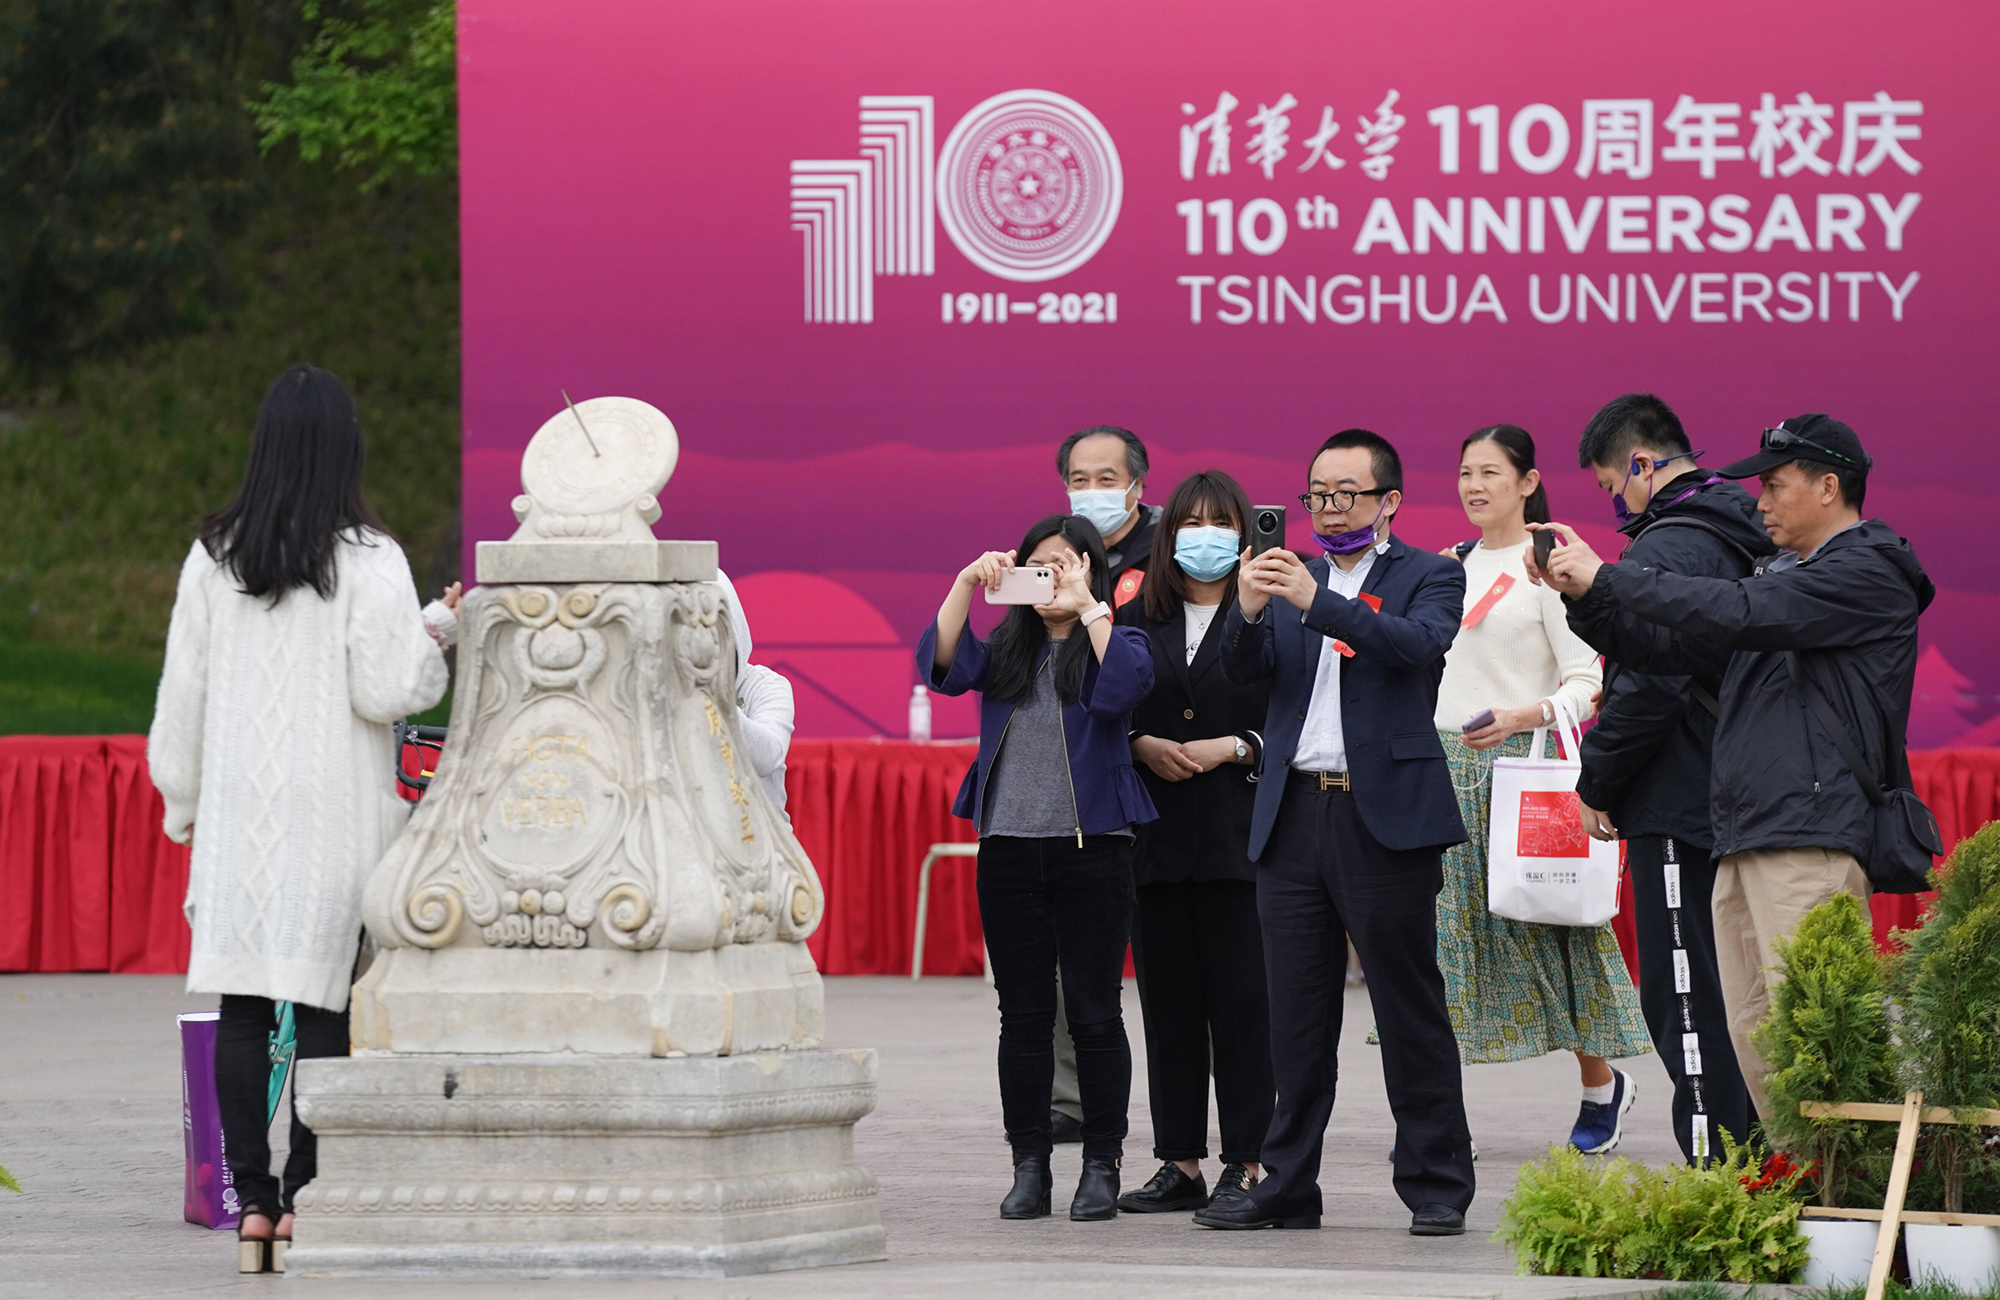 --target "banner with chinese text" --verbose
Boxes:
[460,0,1997,741]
